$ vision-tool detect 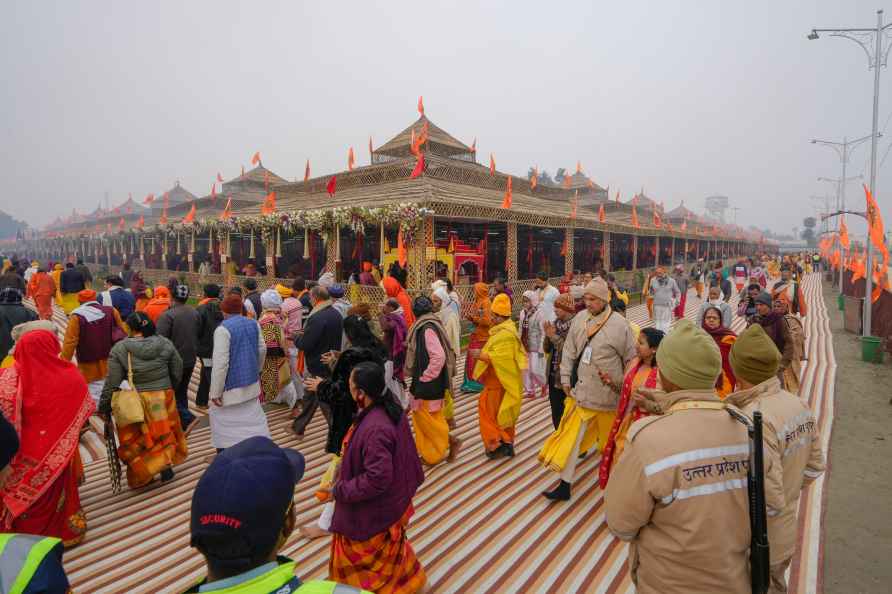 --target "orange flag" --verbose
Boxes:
[562,174,571,189]
[598,203,606,223]
[348,147,355,171]
[410,152,425,178]
[304,160,311,182]
[418,96,424,116]
[501,176,513,209]
[560,236,568,257]
[183,204,196,224]
[576,160,582,174]
[217,172,224,182]
[653,208,662,228]
[159,208,168,225]
[211,183,217,199]
[489,154,496,176]
[397,228,407,266]
[118,217,125,230]
[261,191,276,215]
[251,151,261,166]
[839,214,850,249]
[530,167,538,190]
[615,189,620,205]
[368,137,373,160]
[136,215,144,229]
[681,217,687,231]
[220,197,233,221]
[326,176,337,197]
[447,235,455,253]
[865,184,886,253]
[143,193,155,205]
[631,205,640,228]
